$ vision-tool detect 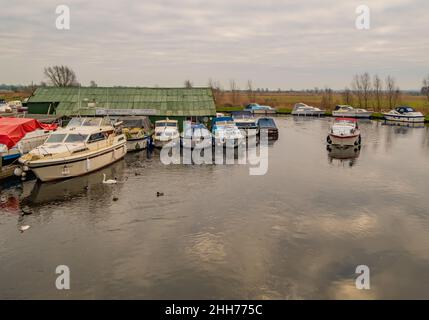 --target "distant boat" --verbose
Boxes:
[383,106,425,123]
[327,118,361,147]
[332,105,373,118]
[231,111,259,138]
[181,122,212,150]
[153,119,180,148]
[0,99,12,114]
[211,116,244,148]
[118,116,153,151]
[257,117,278,140]
[18,117,127,182]
[245,103,276,114]
[292,103,325,116]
